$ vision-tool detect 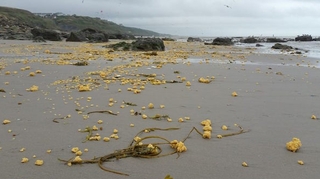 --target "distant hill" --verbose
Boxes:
[0,6,163,38]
